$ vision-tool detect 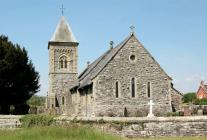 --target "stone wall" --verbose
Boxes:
[47,44,78,115]
[1,115,207,138]
[75,87,94,117]
[93,35,172,117]
[171,87,183,111]
[56,116,207,137]
[0,115,21,128]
